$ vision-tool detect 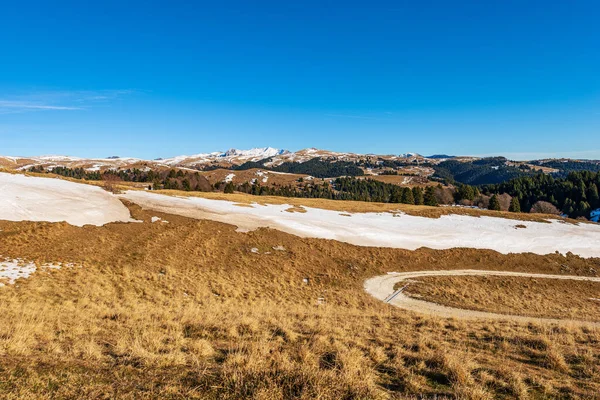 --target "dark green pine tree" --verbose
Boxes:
[488,194,501,211]
[424,186,438,206]
[509,197,521,212]
[251,182,261,196]
[588,183,599,208]
[223,181,235,194]
[412,187,424,205]
[401,187,415,204]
